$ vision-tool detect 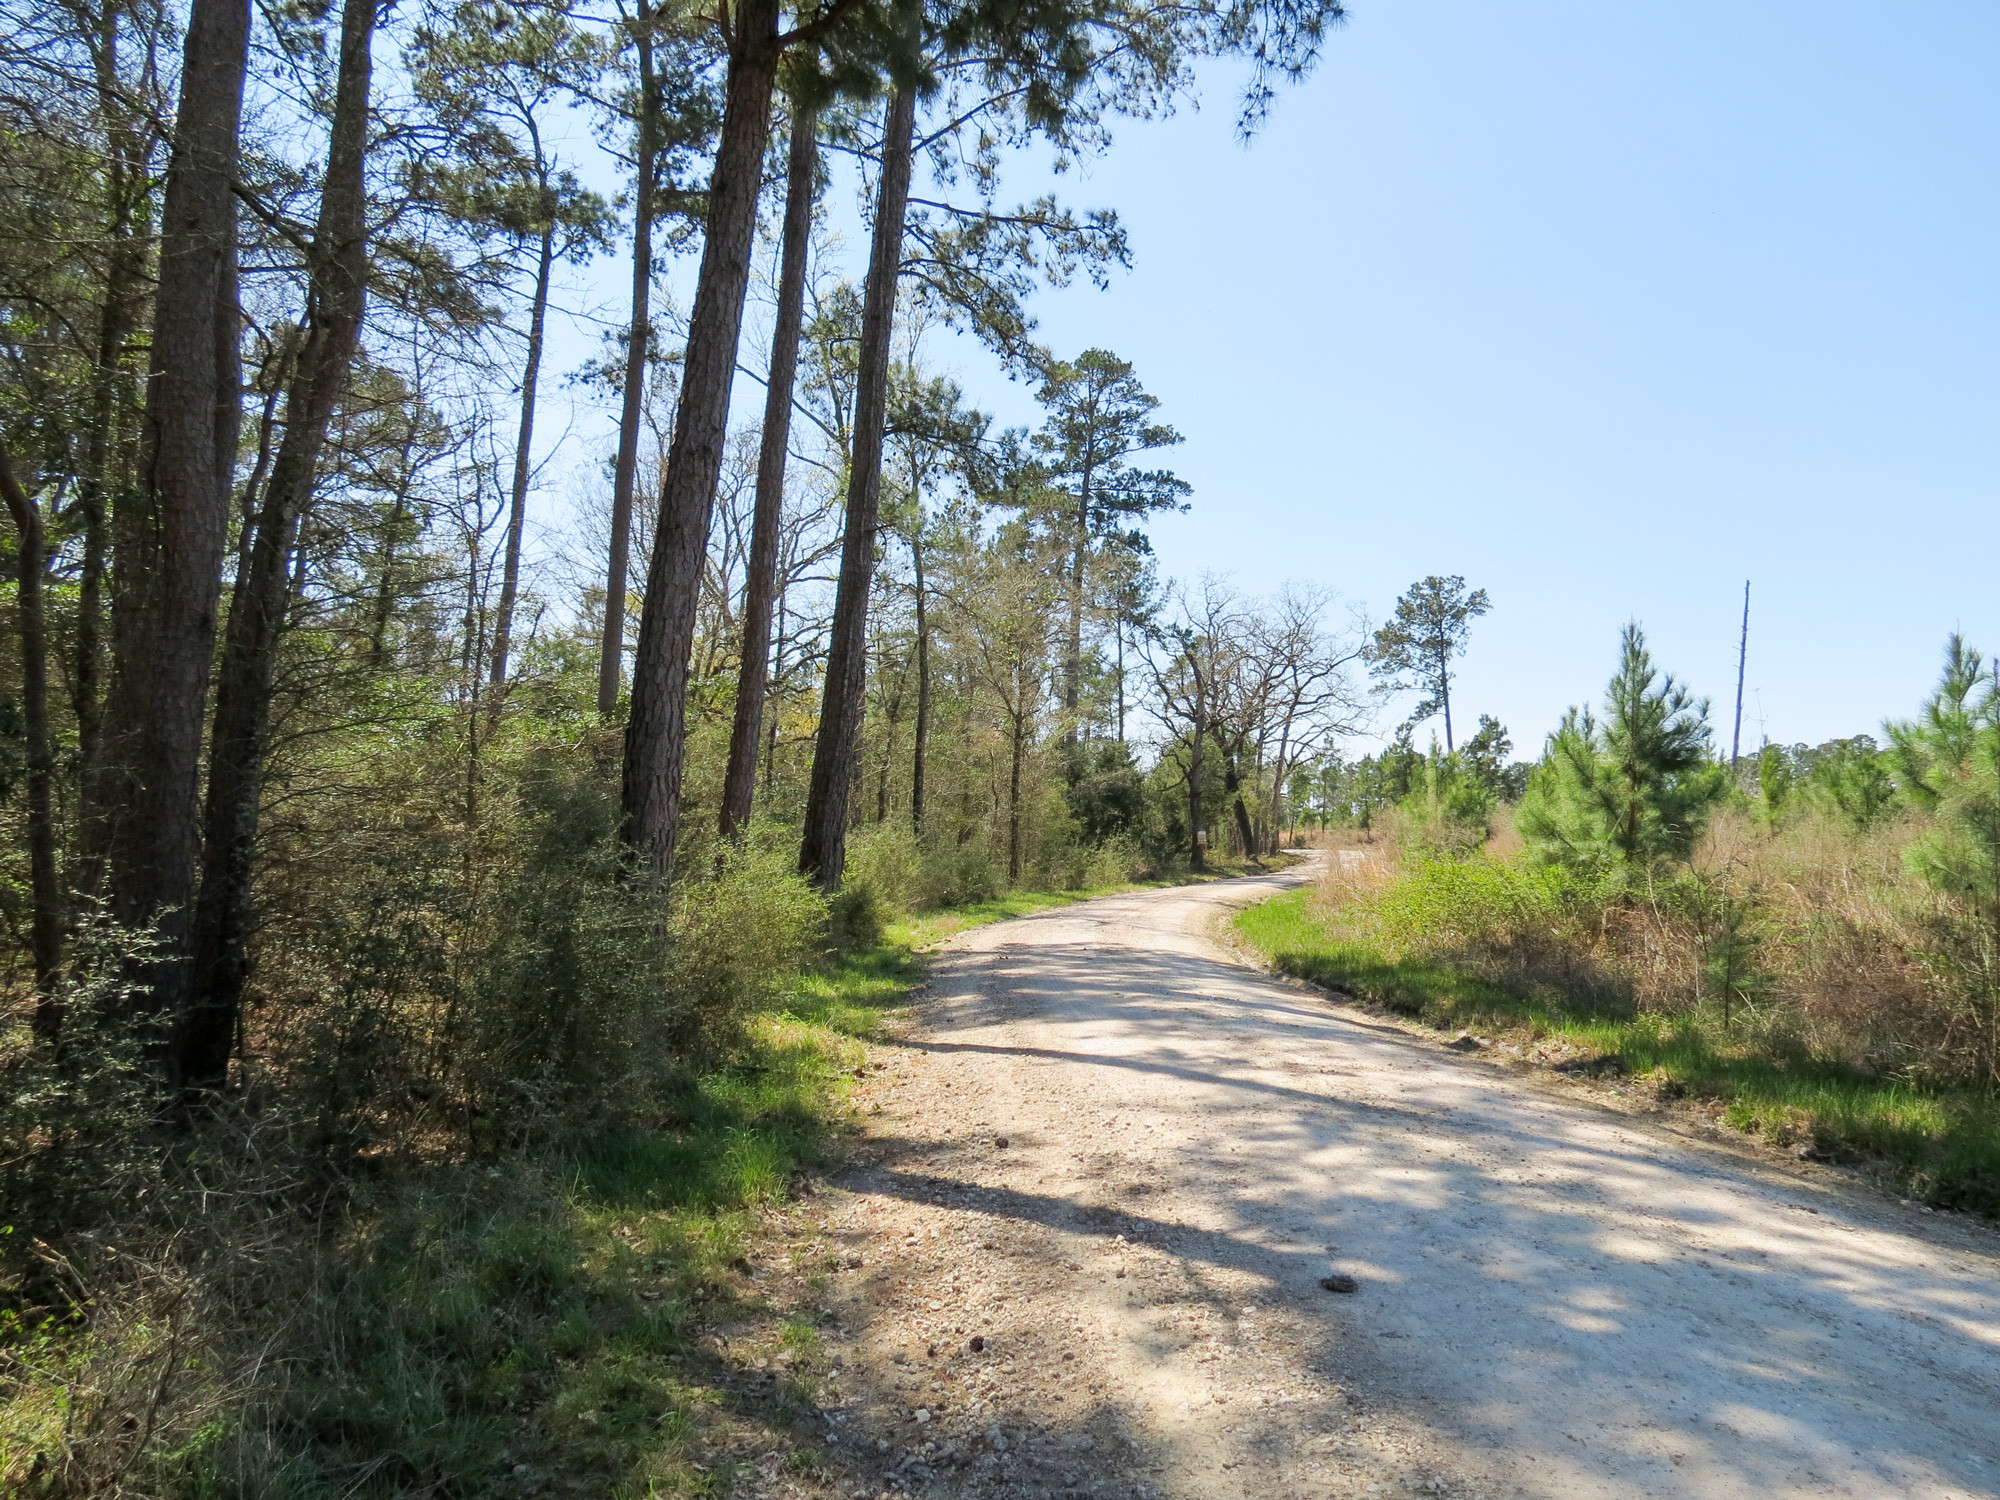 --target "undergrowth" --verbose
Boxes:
[0,941,918,1498]
[1236,885,2000,1216]
[3,864,1289,1496]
